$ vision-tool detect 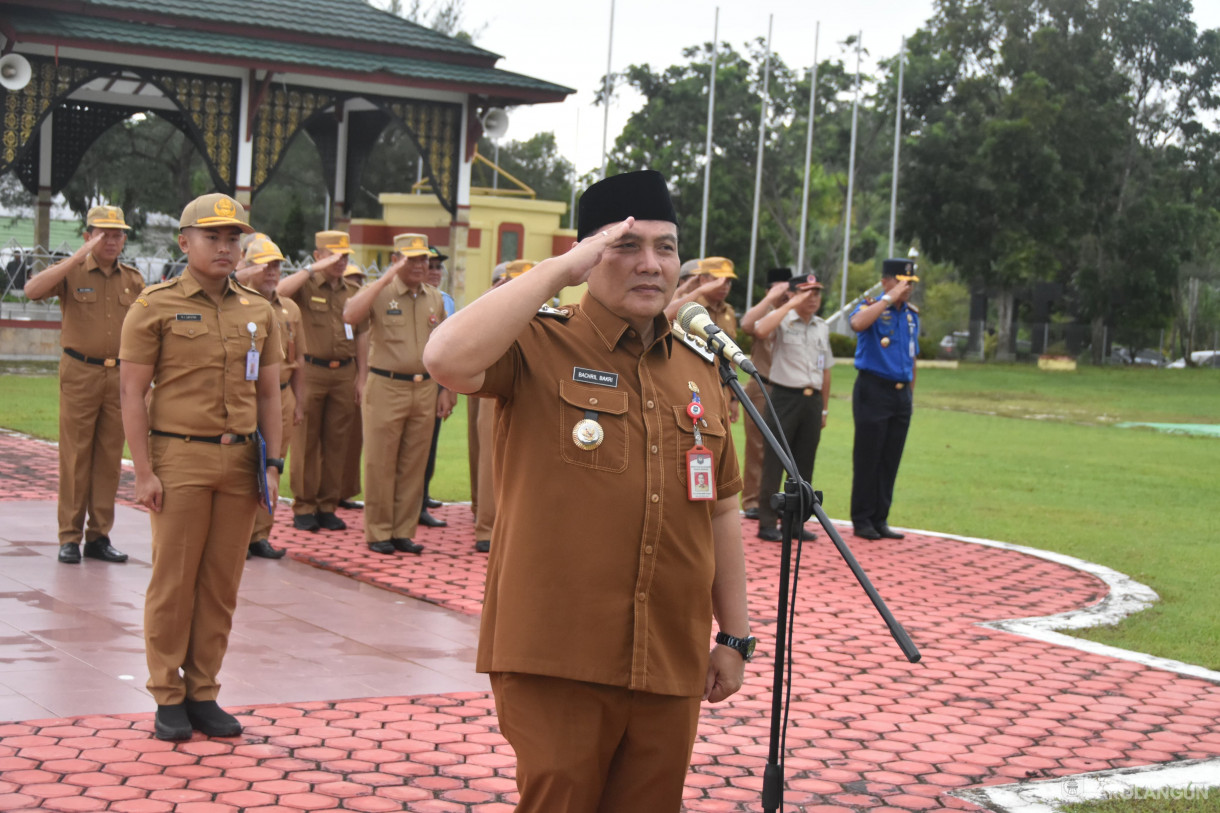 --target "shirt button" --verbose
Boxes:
[589,397,598,406]
[644,545,654,554]
[651,494,659,503]
[651,445,658,454]
[637,592,646,601]
[646,400,654,409]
